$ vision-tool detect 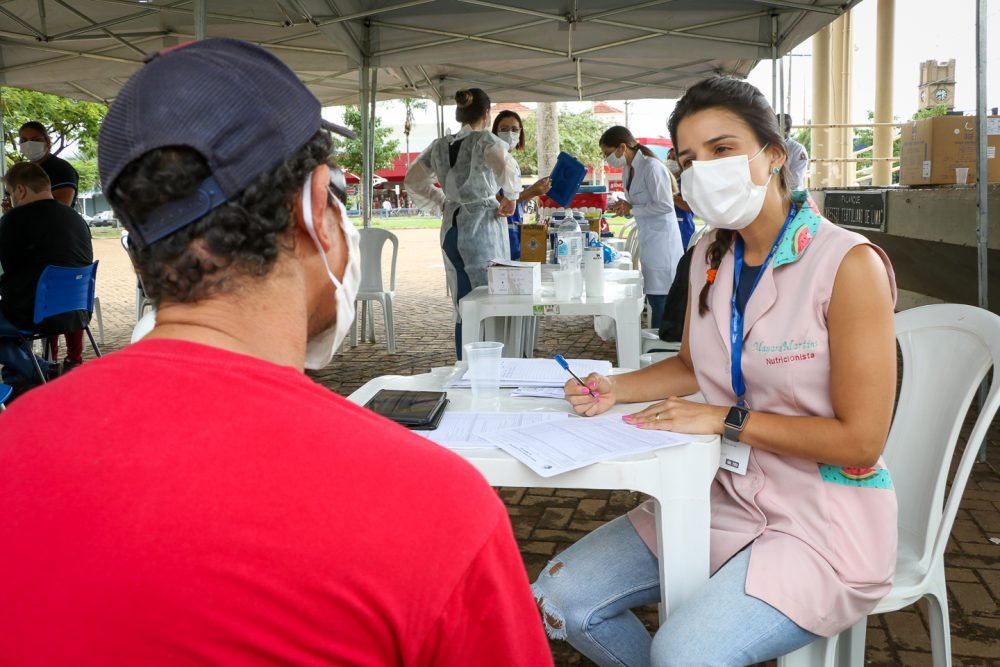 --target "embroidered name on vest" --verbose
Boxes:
[752,338,820,366]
